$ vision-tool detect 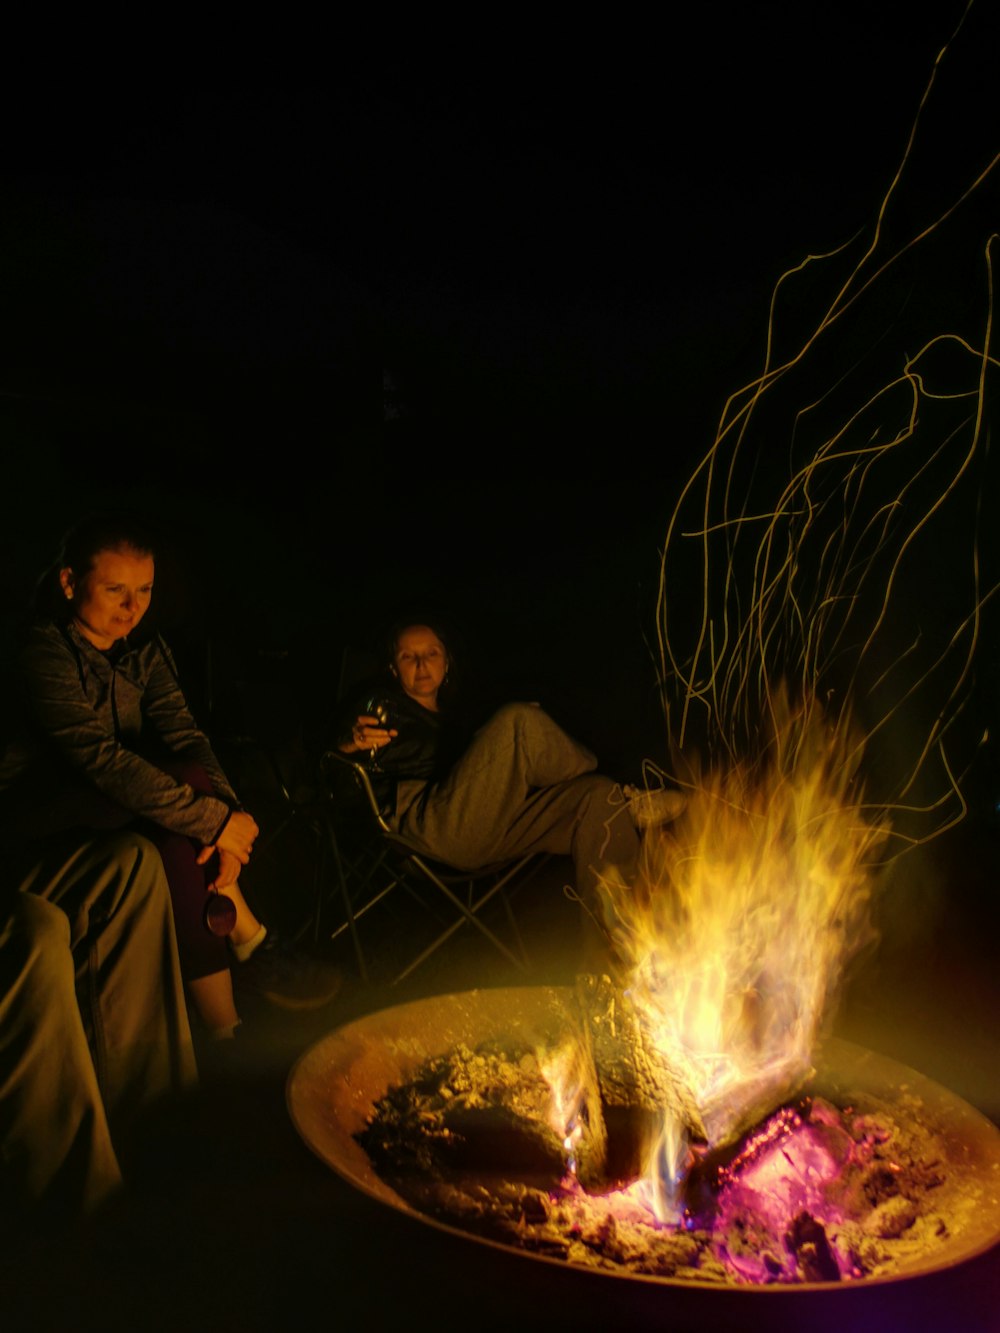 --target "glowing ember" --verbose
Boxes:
[355,1037,970,1287]
[287,986,1000,1293]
